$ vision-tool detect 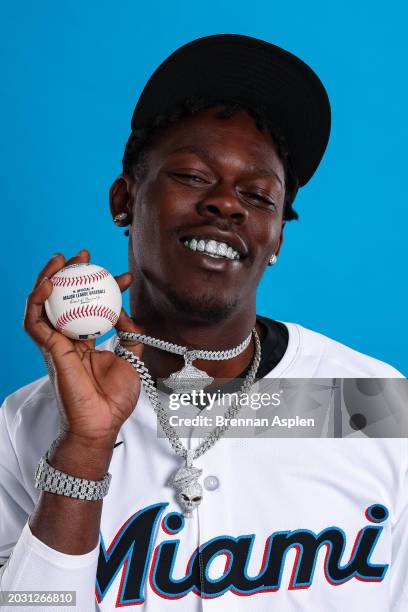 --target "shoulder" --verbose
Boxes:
[1,375,56,435]
[286,322,405,378]
[1,335,118,450]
